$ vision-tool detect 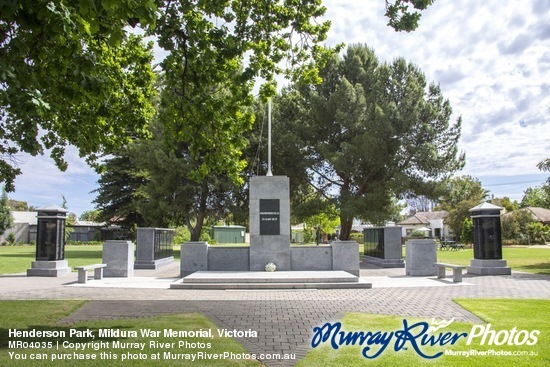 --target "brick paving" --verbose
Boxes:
[1,263,550,367]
